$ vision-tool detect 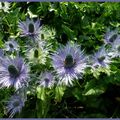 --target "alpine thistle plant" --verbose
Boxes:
[52,42,87,86]
[26,41,50,65]
[104,29,119,45]
[0,57,29,90]
[6,95,25,118]
[91,46,111,69]
[38,72,55,88]
[4,40,19,53]
[18,18,41,41]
